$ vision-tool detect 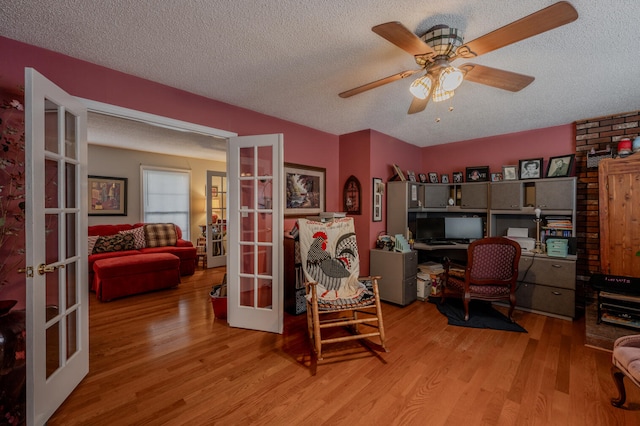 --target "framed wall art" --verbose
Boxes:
[372,177,384,222]
[441,174,449,184]
[519,158,543,180]
[546,154,575,178]
[88,175,128,216]
[428,172,439,183]
[343,175,361,215]
[284,163,325,216]
[452,171,463,183]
